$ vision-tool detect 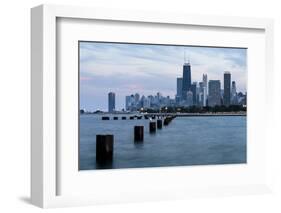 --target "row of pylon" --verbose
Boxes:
[96,115,177,165]
[101,115,164,120]
[134,115,176,142]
